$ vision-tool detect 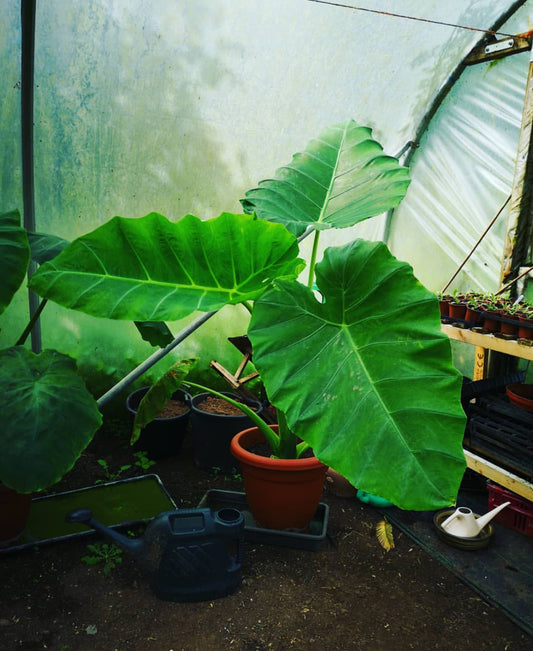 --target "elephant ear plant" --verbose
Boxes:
[0,209,102,494]
[30,119,467,510]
